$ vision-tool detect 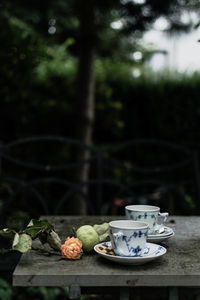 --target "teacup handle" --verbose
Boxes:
[158,212,168,226]
[113,232,124,239]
